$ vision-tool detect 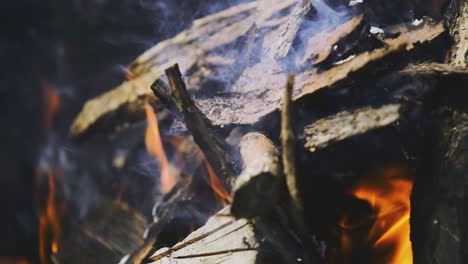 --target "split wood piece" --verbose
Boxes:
[57,200,147,264]
[149,207,312,264]
[149,207,258,264]
[267,0,314,59]
[69,0,298,138]
[164,64,236,183]
[231,132,281,219]
[304,104,401,152]
[400,62,468,76]
[281,75,308,240]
